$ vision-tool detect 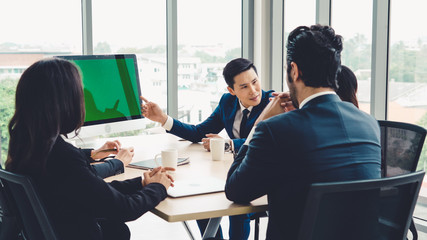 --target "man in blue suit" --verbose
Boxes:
[141,58,275,240]
[225,25,382,239]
